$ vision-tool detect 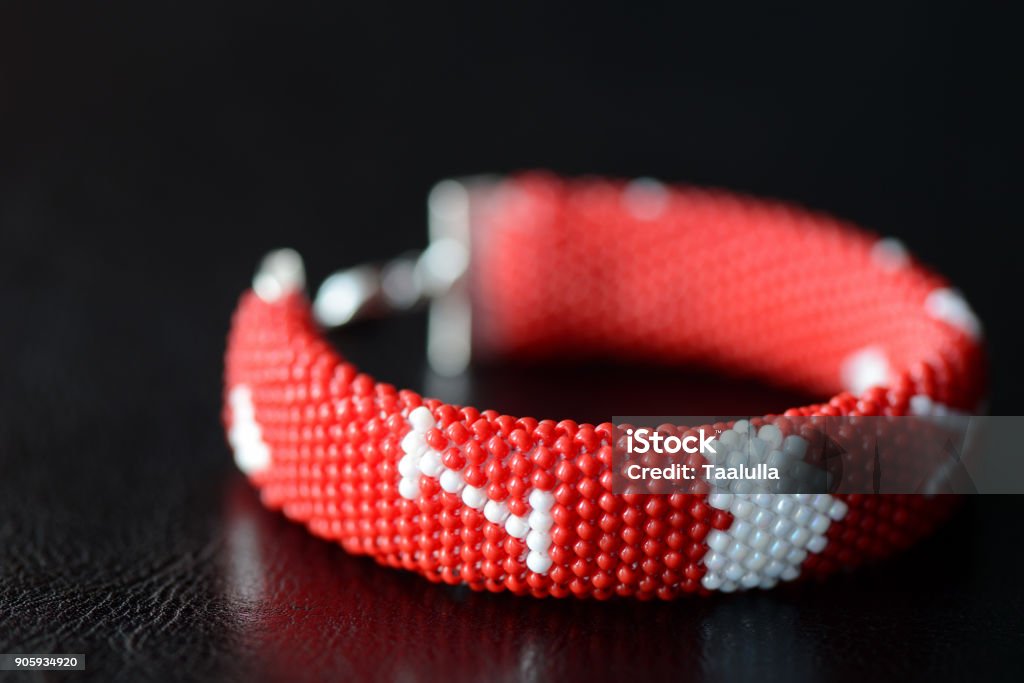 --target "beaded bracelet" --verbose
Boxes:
[224,173,986,598]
